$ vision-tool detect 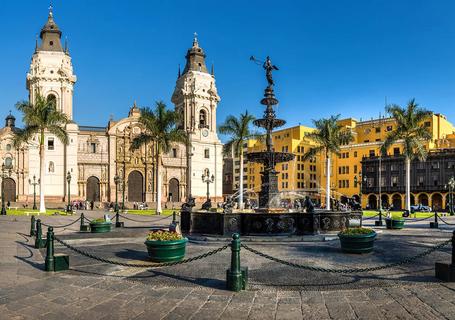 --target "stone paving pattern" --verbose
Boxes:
[1,212,455,319]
